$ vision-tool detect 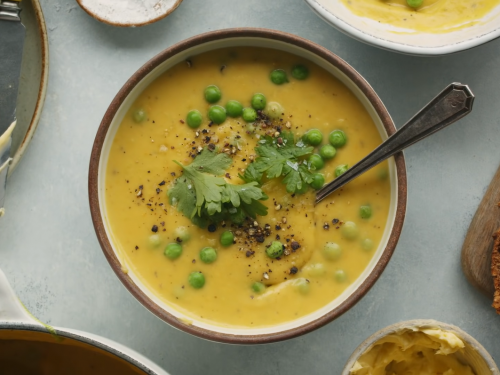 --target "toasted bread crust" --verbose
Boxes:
[492,229,500,313]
